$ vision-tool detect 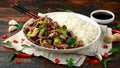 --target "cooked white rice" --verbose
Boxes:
[46,12,99,45]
